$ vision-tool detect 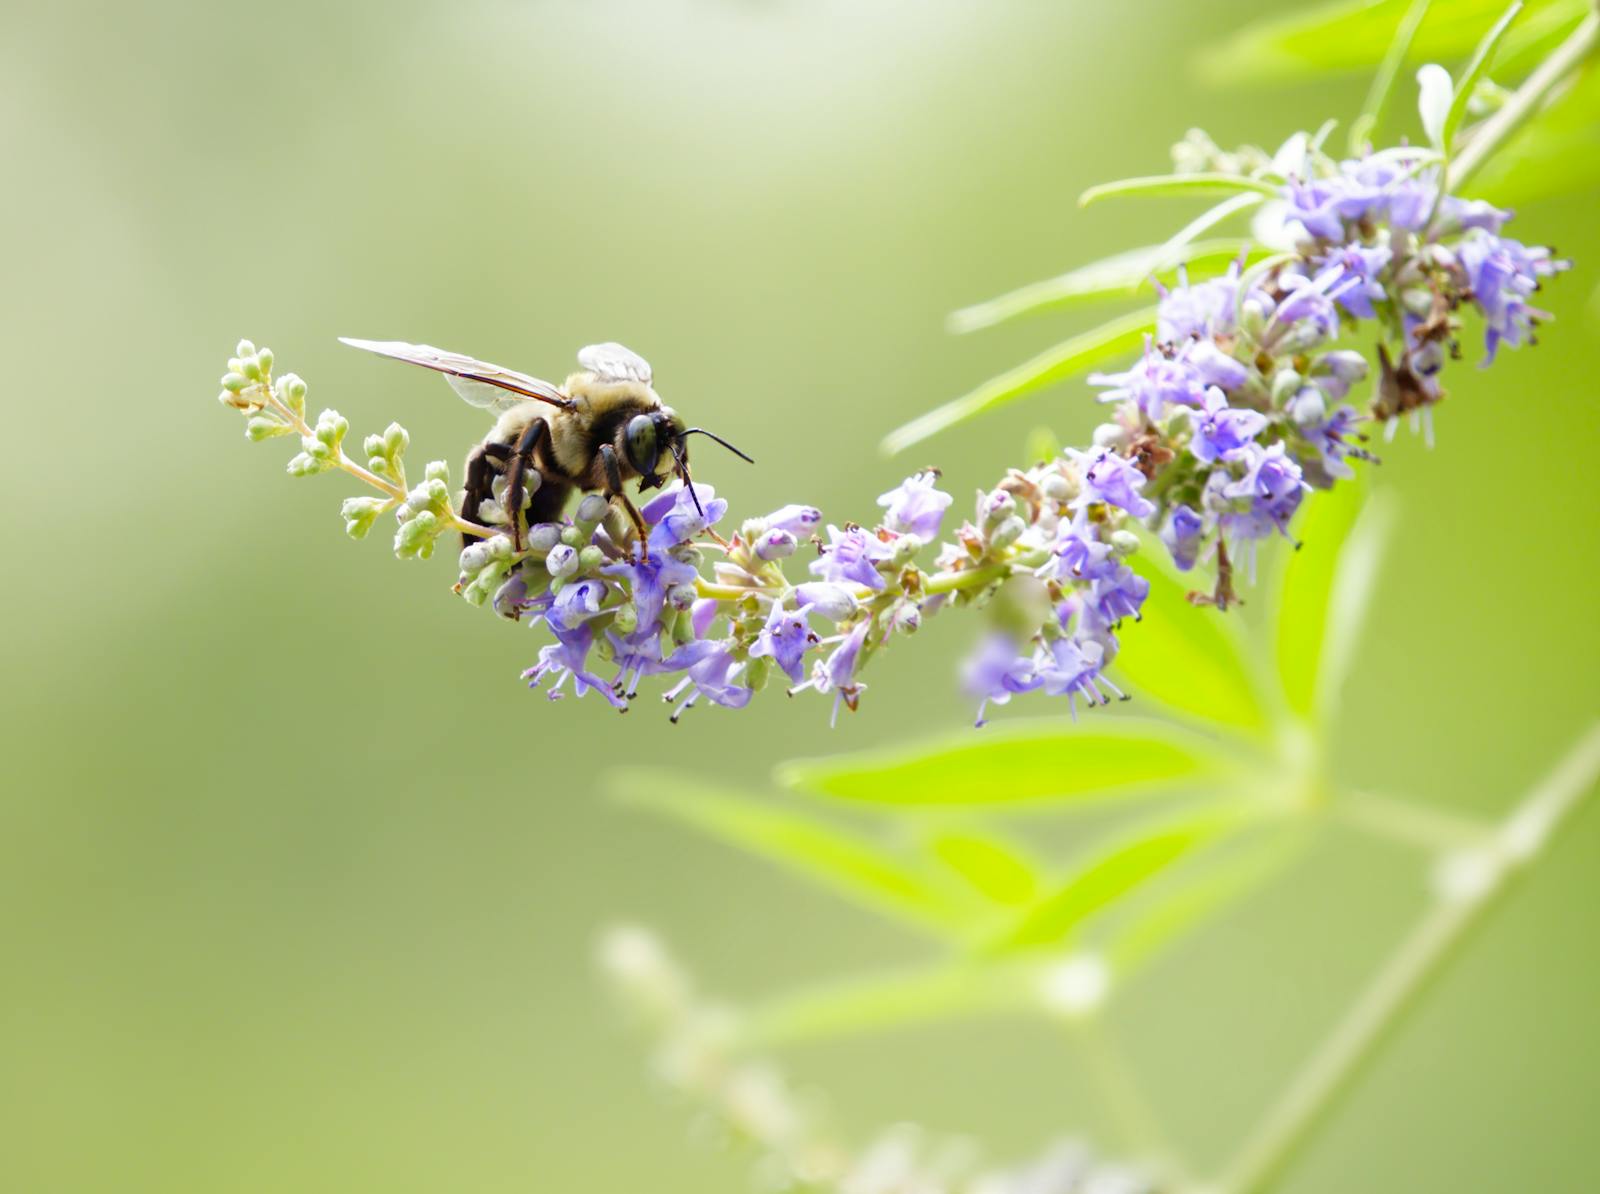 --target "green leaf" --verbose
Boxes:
[987,803,1253,954]
[1444,3,1525,150]
[1197,0,1584,85]
[947,239,1253,334]
[777,718,1230,809]
[1351,0,1436,153]
[882,307,1154,455]
[615,776,977,938]
[1417,62,1456,150]
[1111,556,1271,734]
[1097,824,1309,978]
[1274,480,1366,720]
[1078,173,1280,207]
[925,830,1042,905]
